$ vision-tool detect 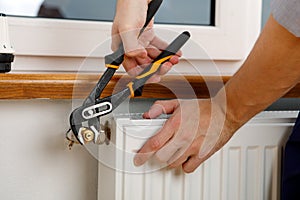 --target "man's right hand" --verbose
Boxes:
[111,0,181,83]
